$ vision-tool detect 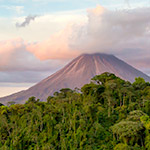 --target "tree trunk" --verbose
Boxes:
[123,94,125,106]
[119,94,122,107]
[108,98,111,117]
